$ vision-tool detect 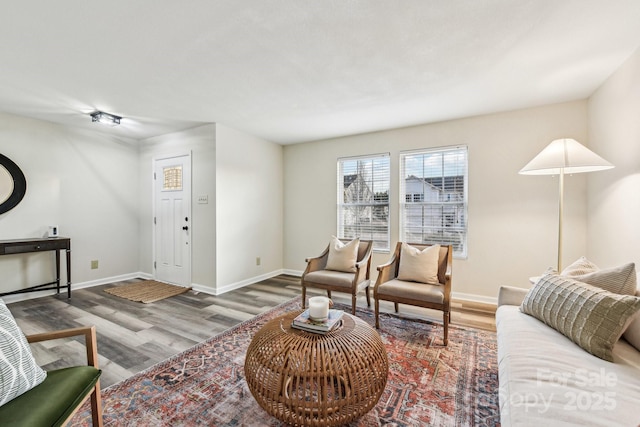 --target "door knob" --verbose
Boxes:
[182,226,189,231]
